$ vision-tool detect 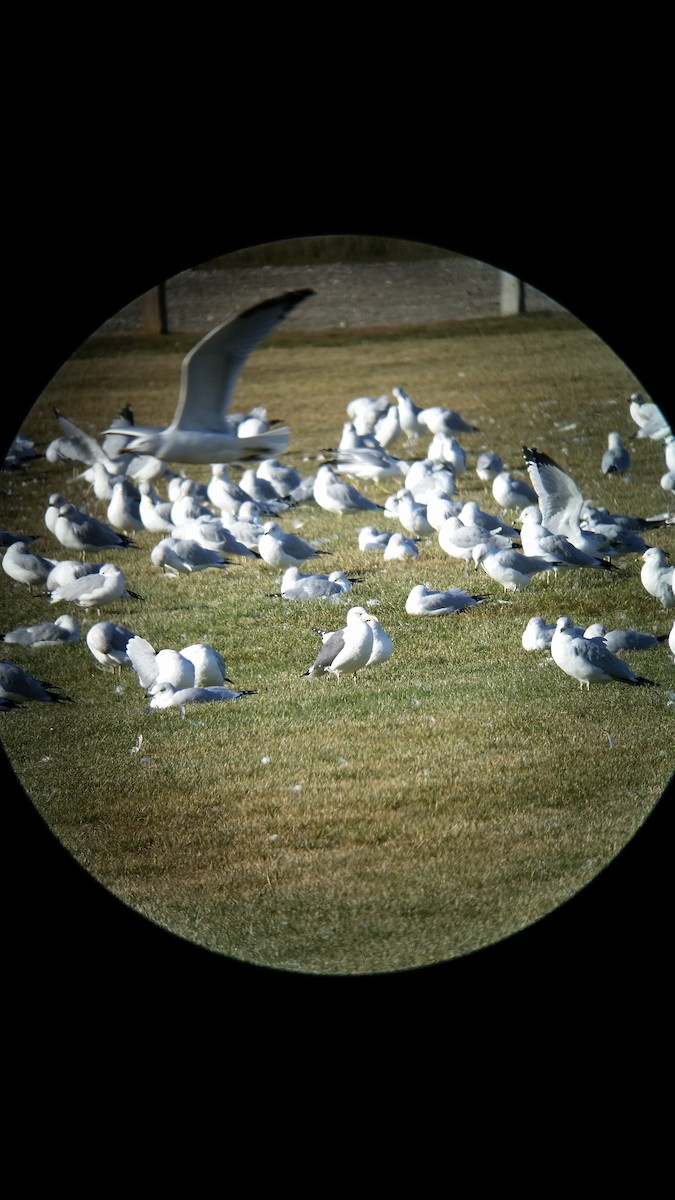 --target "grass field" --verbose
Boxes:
[1,307,673,975]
